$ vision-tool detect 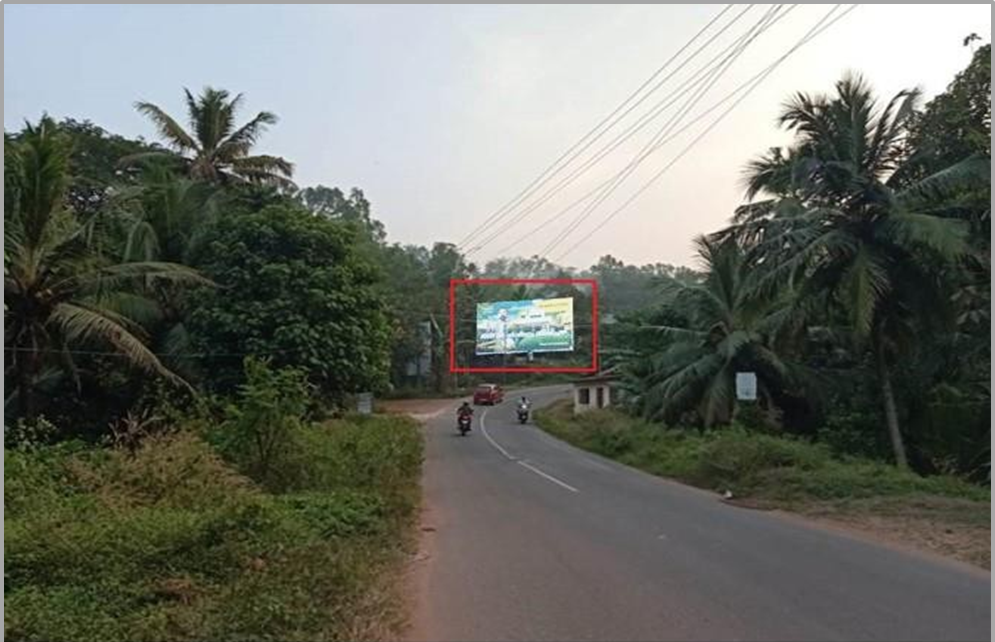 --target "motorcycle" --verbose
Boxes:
[458,414,472,436]
[517,406,529,424]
